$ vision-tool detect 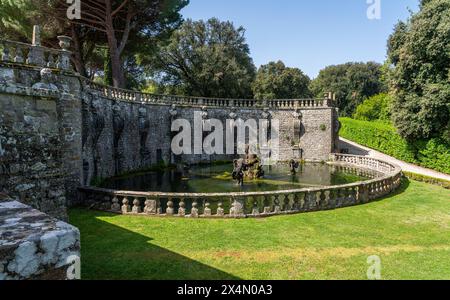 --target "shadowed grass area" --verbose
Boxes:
[69,179,450,280]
